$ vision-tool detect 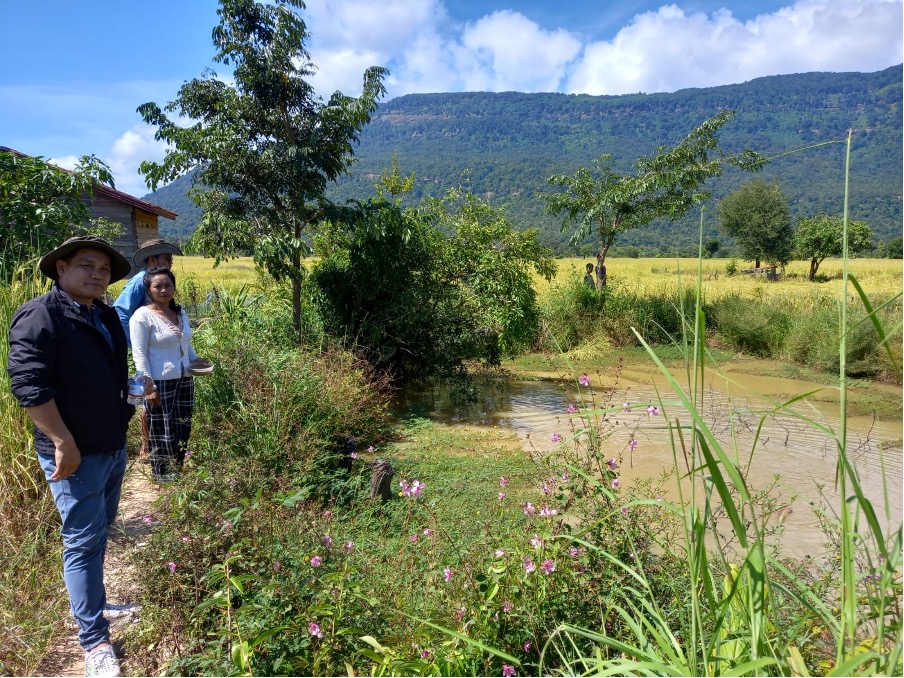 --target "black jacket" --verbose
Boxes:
[7,285,134,456]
